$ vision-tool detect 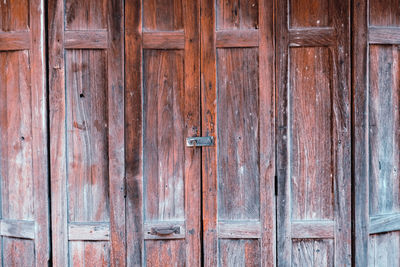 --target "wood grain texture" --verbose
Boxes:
[65,0,107,30]
[290,47,334,221]
[290,0,331,28]
[143,0,183,31]
[216,29,259,48]
[70,241,110,267]
[218,221,261,239]
[369,0,400,26]
[0,31,30,51]
[49,0,125,265]
[125,0,144,265]
[69,223,110,241]
[216,0,259,30]
[219,239,261,267]
[0,1,49,266]
[143,50,185,222]
[369,27,400,45]
[65,30,108,49]
[126,0,200,265]
[142,31,184,49]
[66,49,110,223]
[202,0,275,265]
[352,0,369,265]
[292,239,334,267]
[0,0,29,31]
[201,0,218,265]
[217,48,260,221]
[277,0,351,266]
